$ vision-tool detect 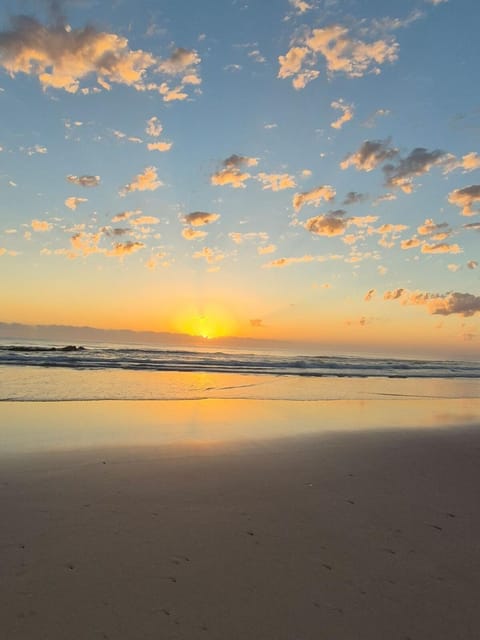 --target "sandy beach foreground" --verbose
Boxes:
[1,399,479,639]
